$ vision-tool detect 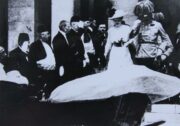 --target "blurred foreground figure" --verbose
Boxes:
[0,46,29,104]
